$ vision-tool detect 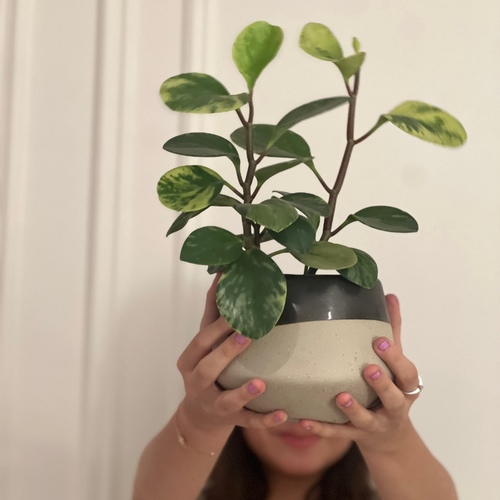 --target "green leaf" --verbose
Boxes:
[235,198,298,232]
[166,209,206,236]
[212,194,241,207]
[277,192,331,217]
[277,97,349,129]
[157,165,224,212]
[165,194,241,236]
[160,73,248,113]
[349,206,419,233]
[299,22,343,61]
[233,21,284,90]
[352,37,361,53]
[255,158,310,187]
[268,216,316,254]
[294,241,357,270]
[180,226,243,265]
[207,265,225,275]
[334,52,366,81]
[163,133,240,169]
[231,125,313,159]
[378,101,467,147]
[338,248,378,289]
[216,249,287,339]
